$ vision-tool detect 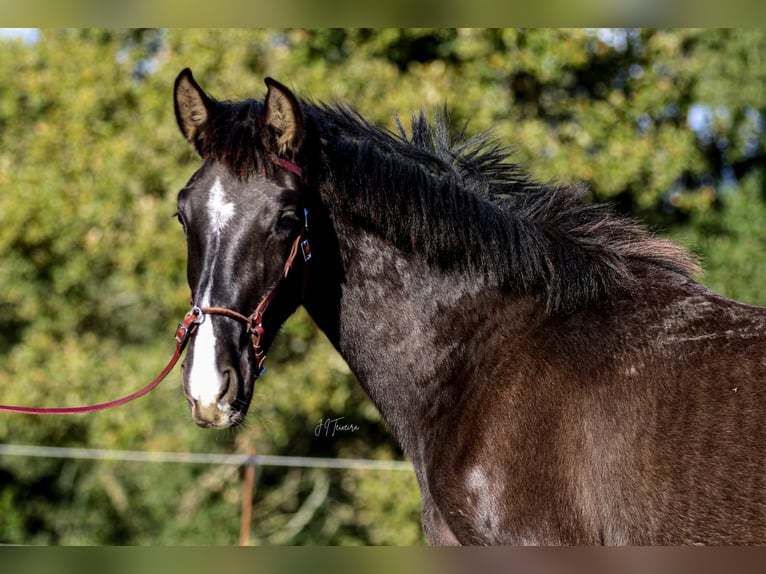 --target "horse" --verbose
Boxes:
[171,67,766,545]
